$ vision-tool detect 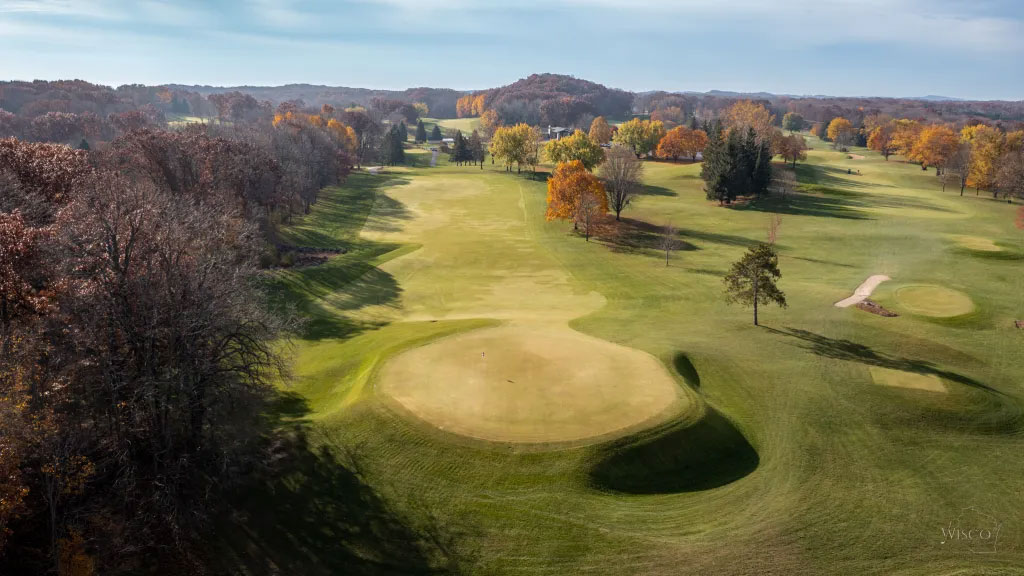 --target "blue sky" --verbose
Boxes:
[1,0,1022,99]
